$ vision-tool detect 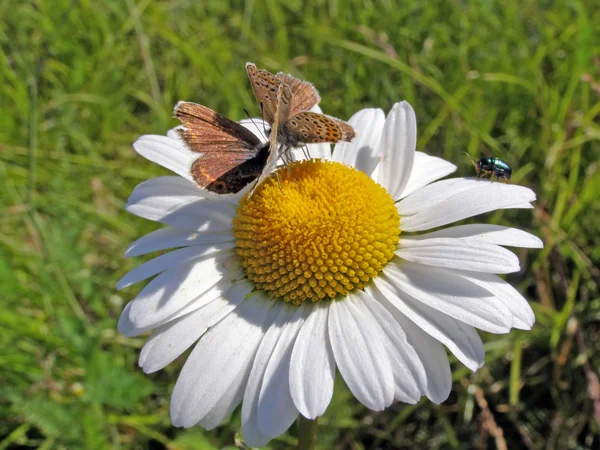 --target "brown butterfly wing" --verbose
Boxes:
[173,101,261,153]
[191,147,269,194]
[327,115,356,142]
[246,62,293,125]
[281,112,356,146]
[276,72,321,117]
[173,101,267,193]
